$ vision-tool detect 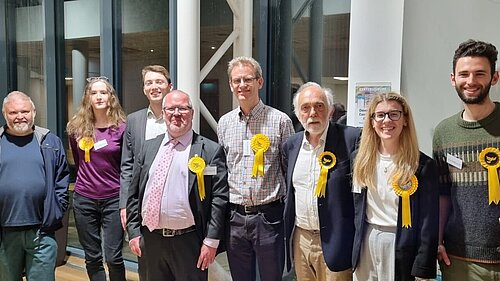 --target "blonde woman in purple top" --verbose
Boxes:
[67,77,127,281]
